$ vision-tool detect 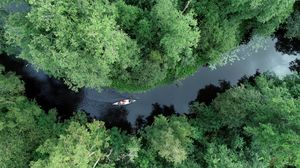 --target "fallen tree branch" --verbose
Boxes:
[182,0,191,13]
